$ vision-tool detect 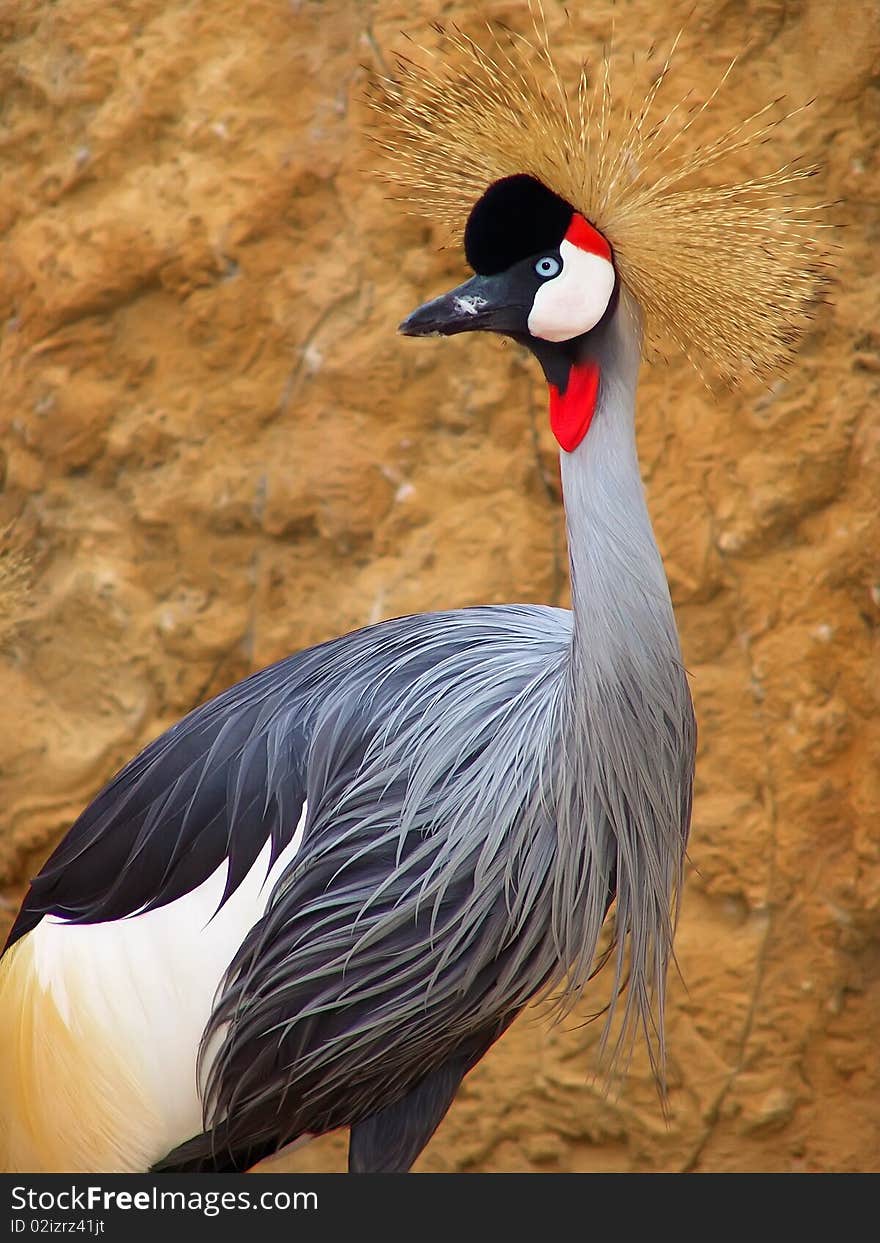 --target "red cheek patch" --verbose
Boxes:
[548,361,600,453]
[564,213,612,261]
